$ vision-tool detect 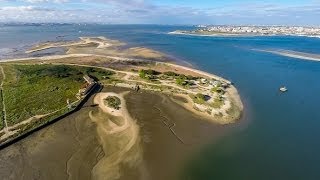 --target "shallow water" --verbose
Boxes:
[0,87,229,180]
